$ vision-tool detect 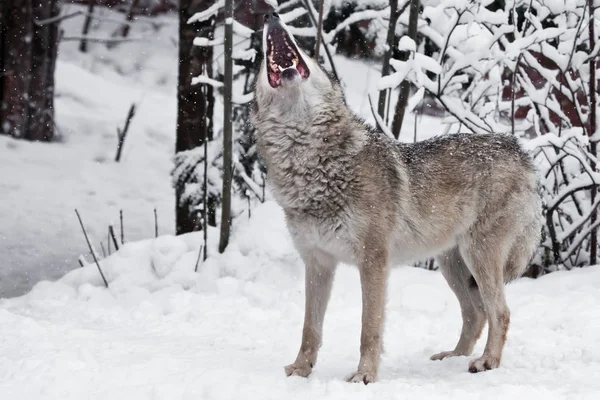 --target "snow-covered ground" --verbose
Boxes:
[1,201,600,399]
